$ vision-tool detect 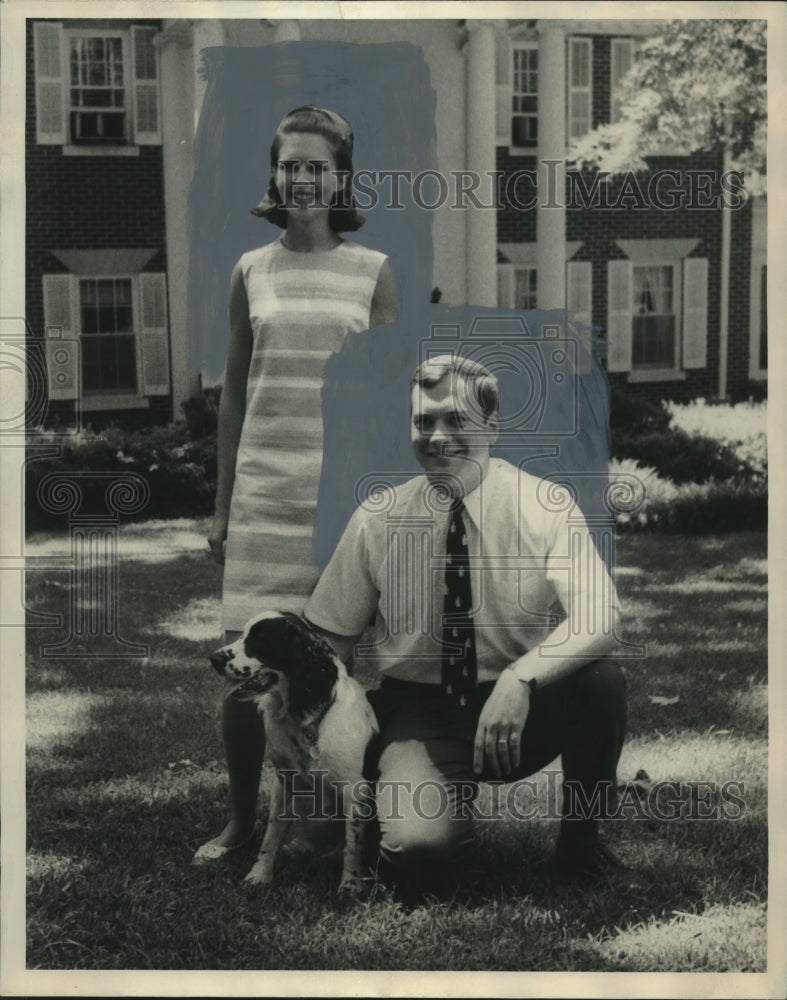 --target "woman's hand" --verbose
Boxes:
[208,513,229,565]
